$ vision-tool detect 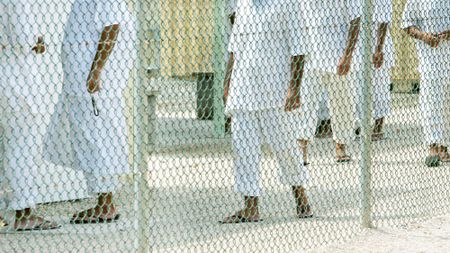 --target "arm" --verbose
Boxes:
[285,55,305,111]
[404,26,439,48]
[373,22,388,68]
[338,17,361,76]
[9,0,45,54]
[223,52,234,103]
[87,24,120,93]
